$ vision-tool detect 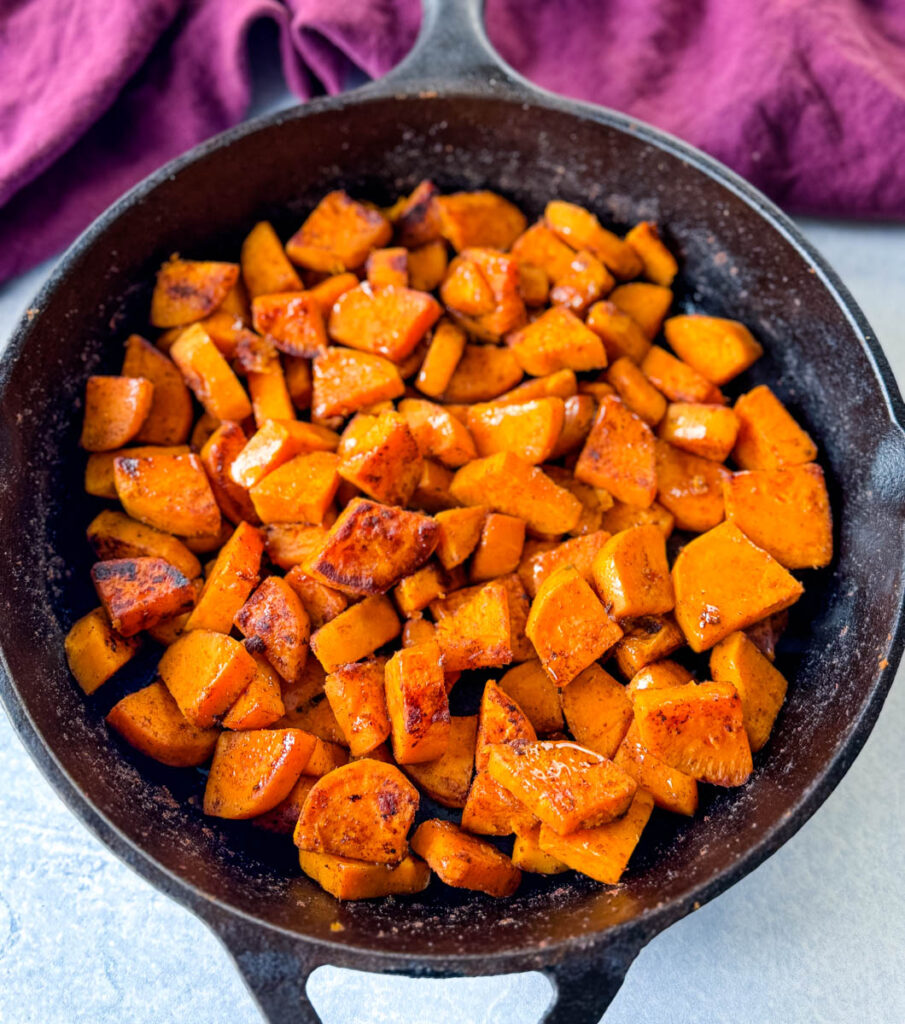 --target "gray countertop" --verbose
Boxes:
[1,197,903,1022]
